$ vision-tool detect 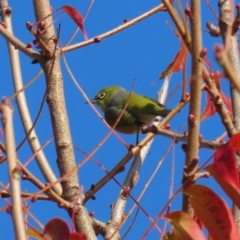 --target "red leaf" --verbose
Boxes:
[164,211,206,240]
[69,232,88,240]
[229,132,240,151]
[160,41,188,79]
[201,71,232,121]
[213,142,239,190]
[61,5,87,40]
[185,185,239,240]
[200,93,216,121]
[206,164,240,210]
[43,218,70,240]
[205,141,240,209]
